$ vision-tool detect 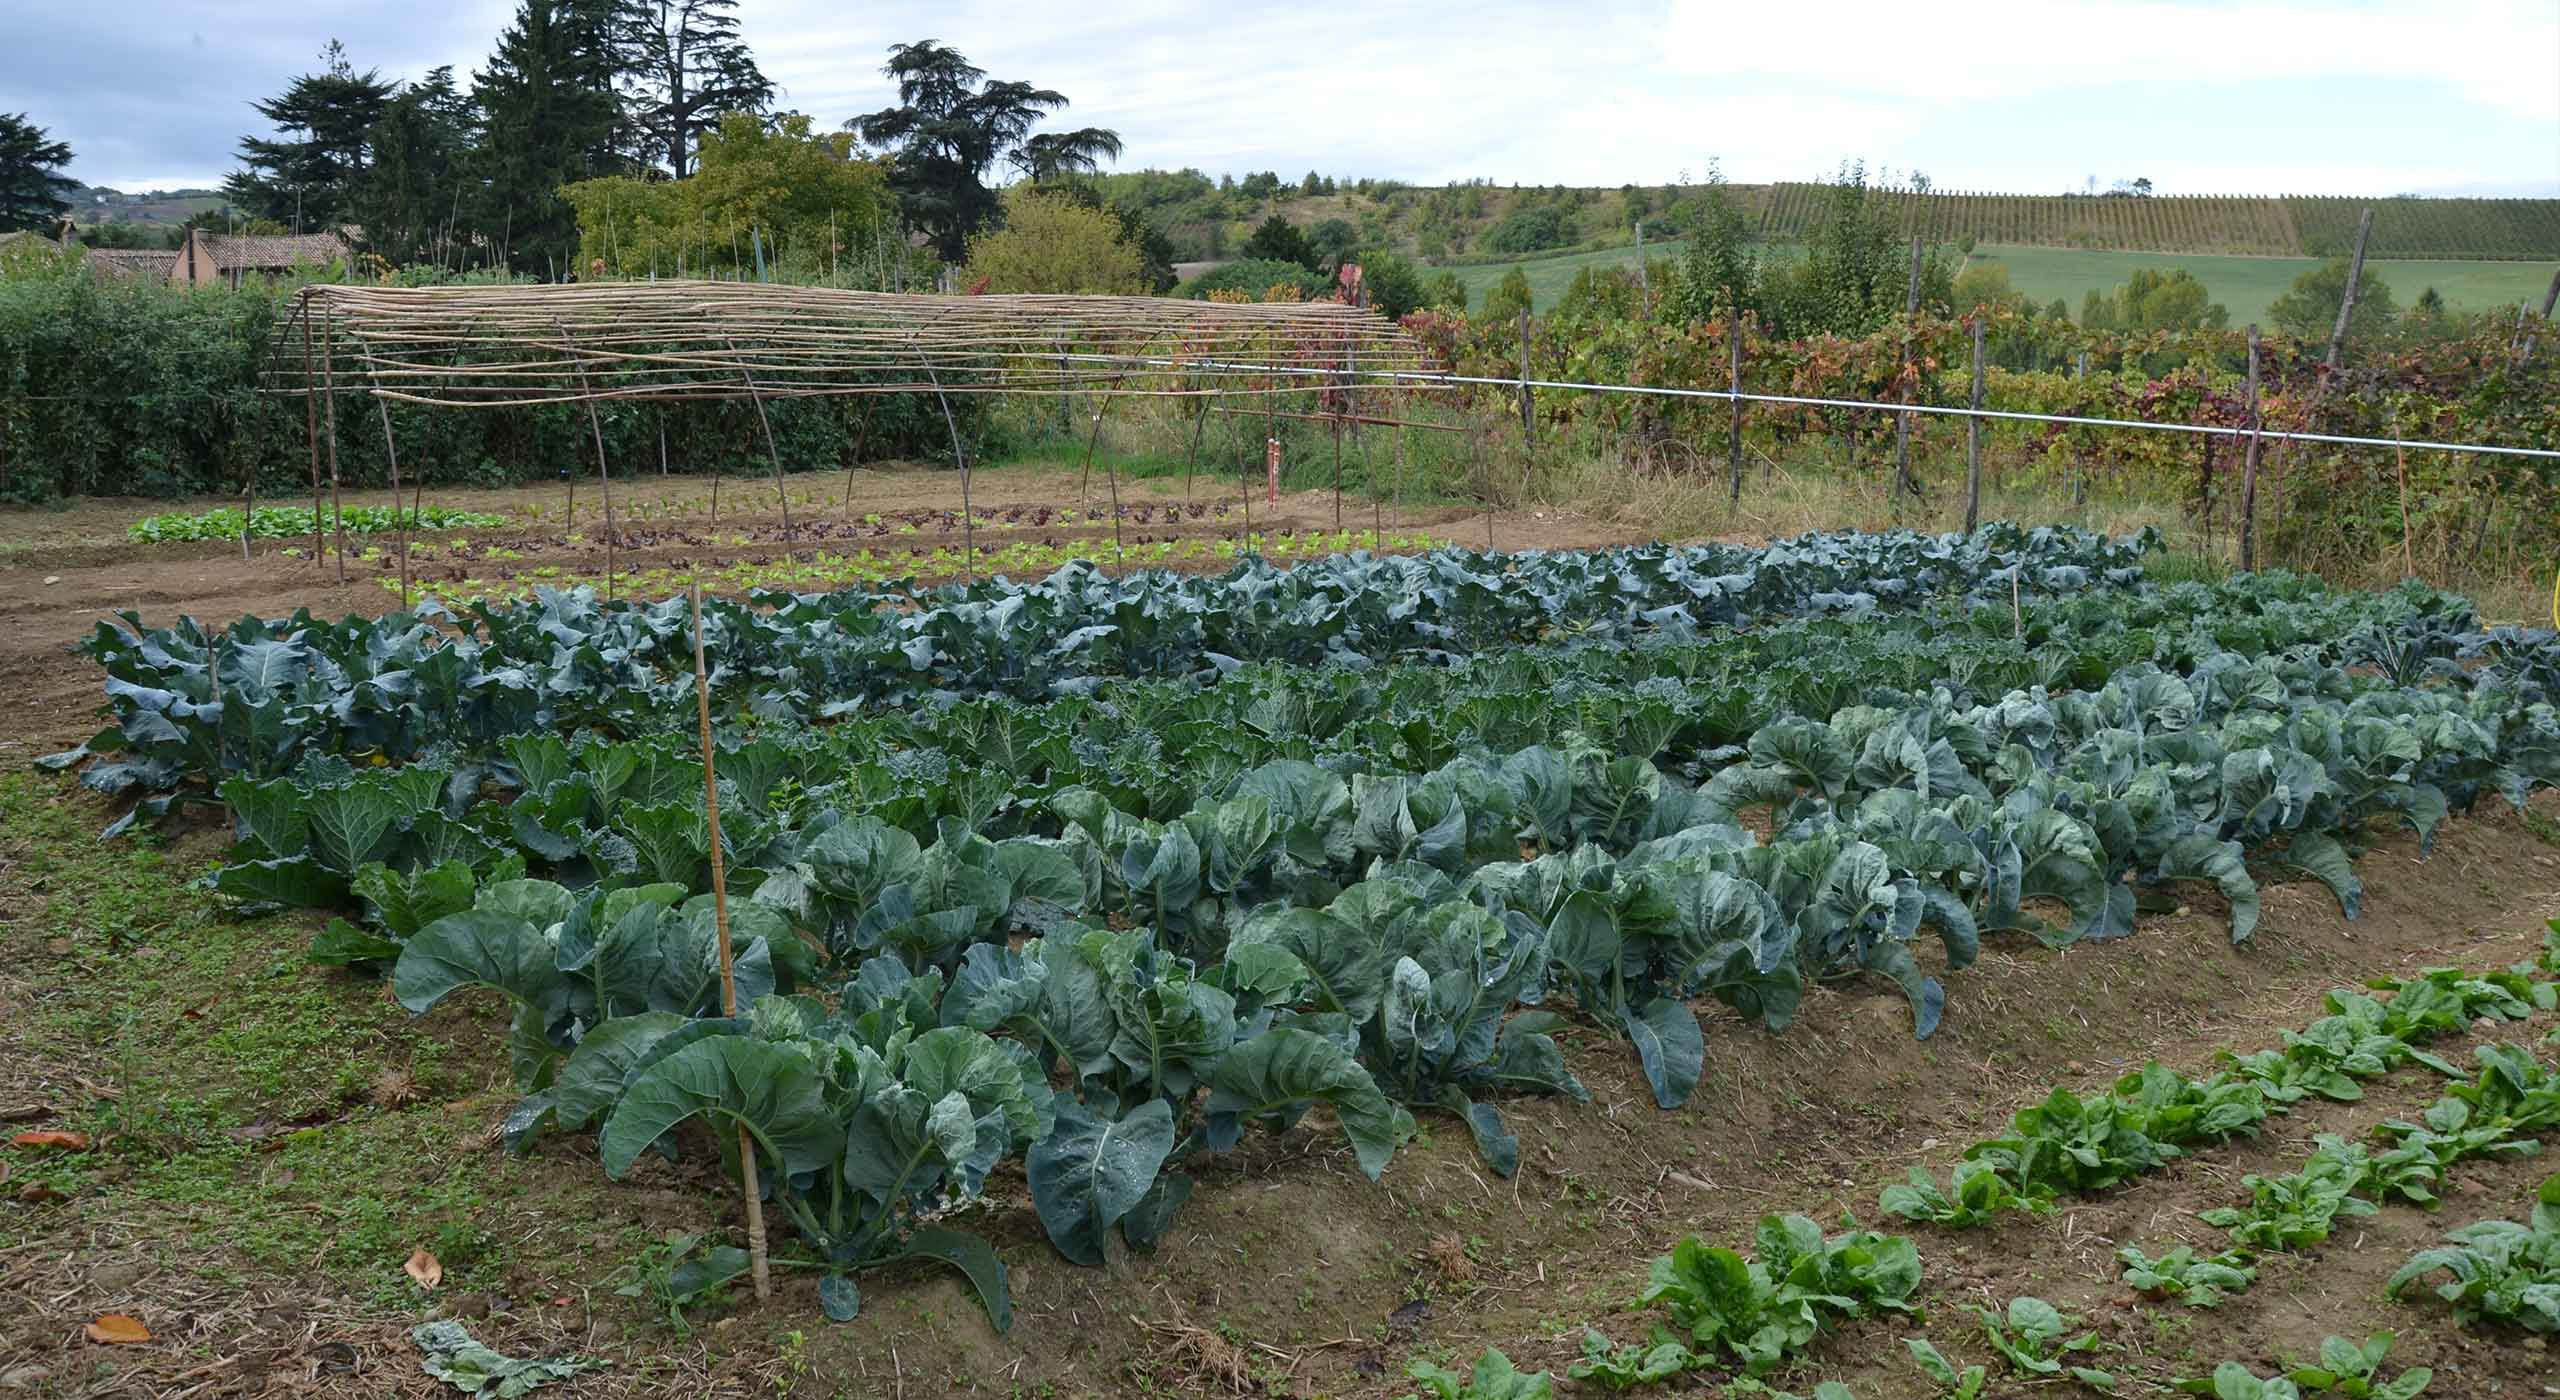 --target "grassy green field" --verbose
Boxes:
[1445,239,1694,311]
[1449,239,2558,323]
[1971,244,2560,326]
